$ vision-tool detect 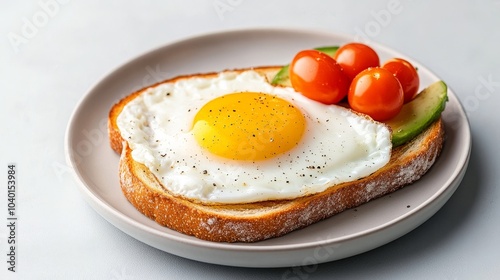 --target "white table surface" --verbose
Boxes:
[1,0,499,279]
